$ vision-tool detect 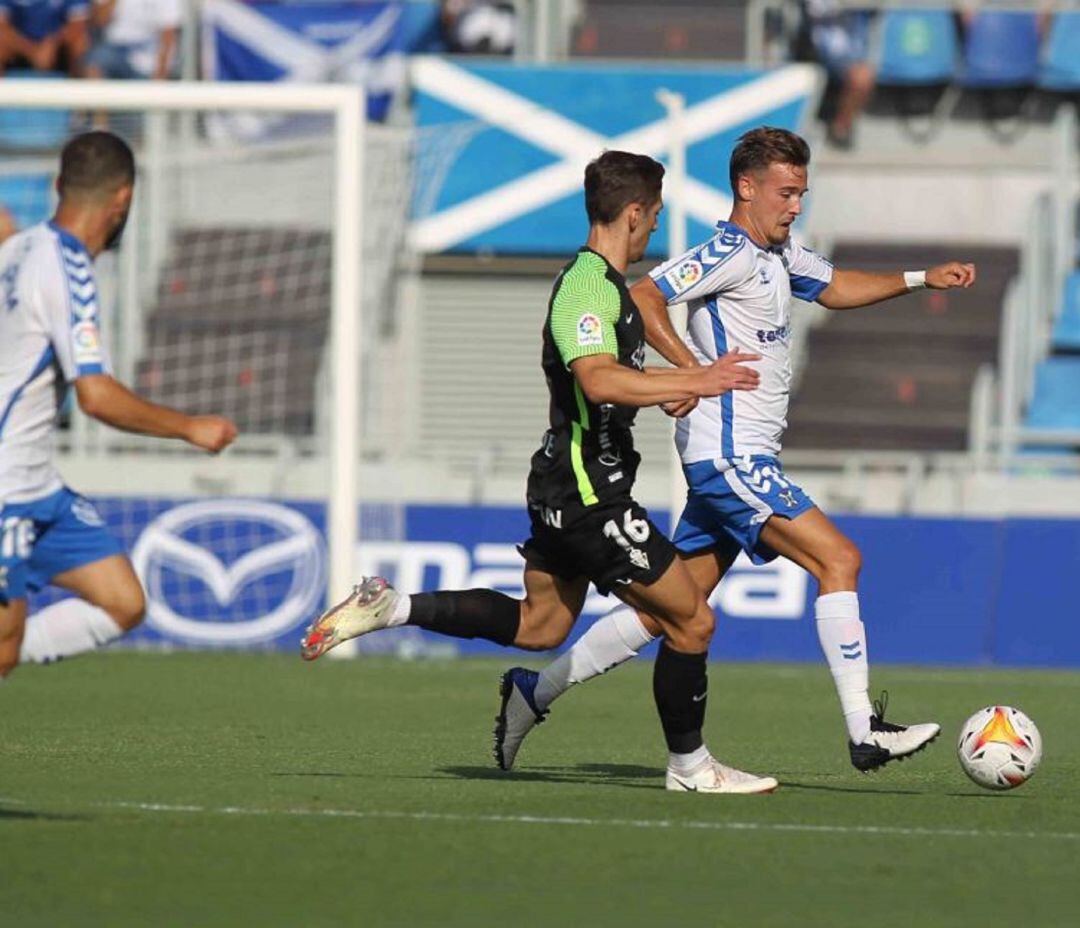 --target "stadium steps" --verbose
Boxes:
[784,243,1018,452]
[135,227,332,435]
